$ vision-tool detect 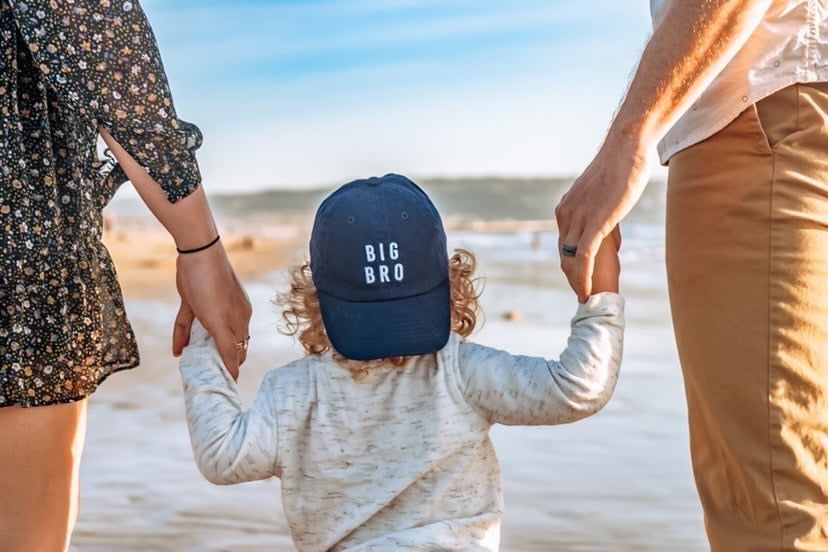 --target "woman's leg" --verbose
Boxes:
[667,83,828,550]
[0,400,88,552]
